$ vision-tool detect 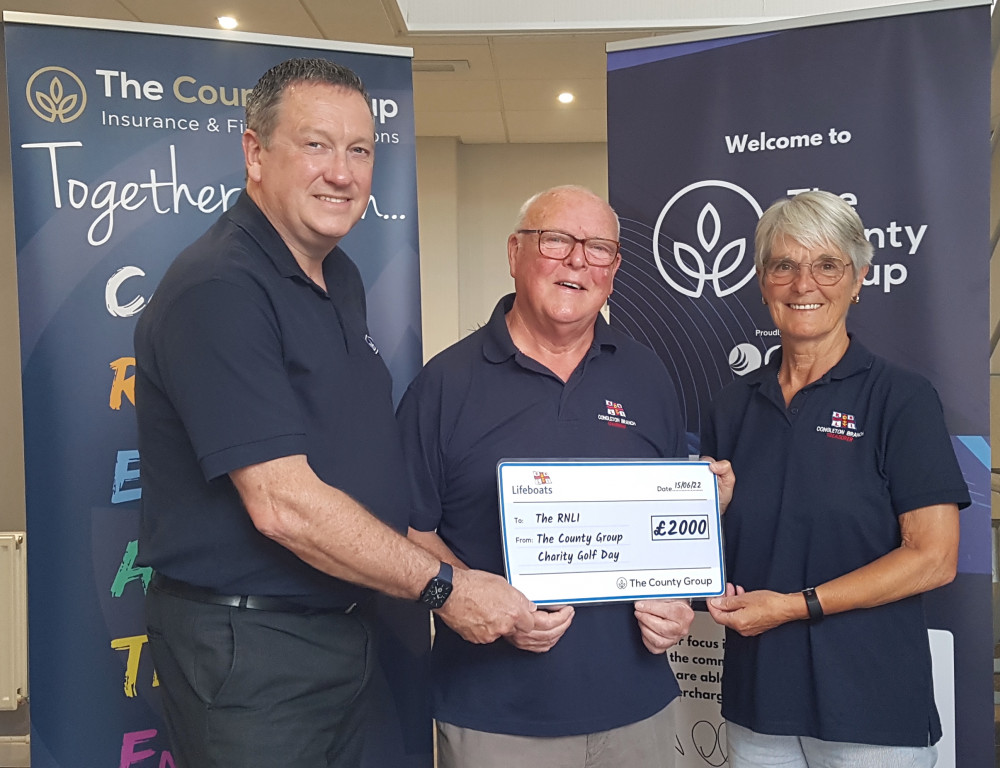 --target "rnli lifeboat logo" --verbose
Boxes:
[598,399,636,429]
[817,411,864,442]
